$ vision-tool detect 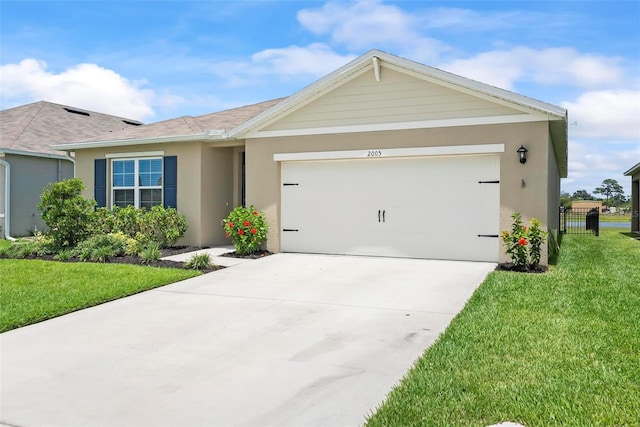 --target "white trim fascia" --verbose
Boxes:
[0,148,72,161]
[51,132,226,151]
[106,151,165,159]
[274,143,505,162]
[624,162,640,176]
[249,114,550,139]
